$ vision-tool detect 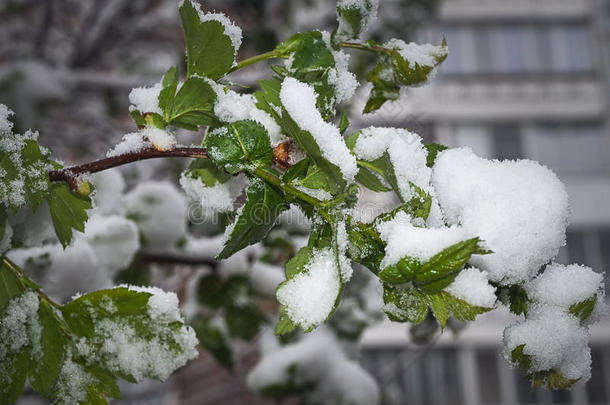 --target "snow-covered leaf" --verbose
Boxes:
[204,120,273,174]
[569,294,598,323]
[179,0,236,79]
[161,76,218,130]
[415,238,489,293]
[427,291,490,328]
[424,143,448,168]
[28,300,65,398]
[280,109,346,194]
